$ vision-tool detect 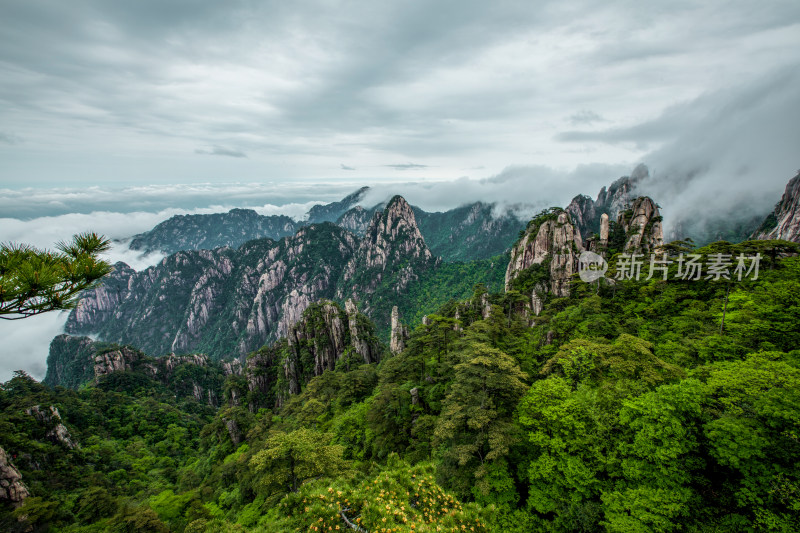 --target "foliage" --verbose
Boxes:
[3,233,800,531]
[0,232,111,319]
